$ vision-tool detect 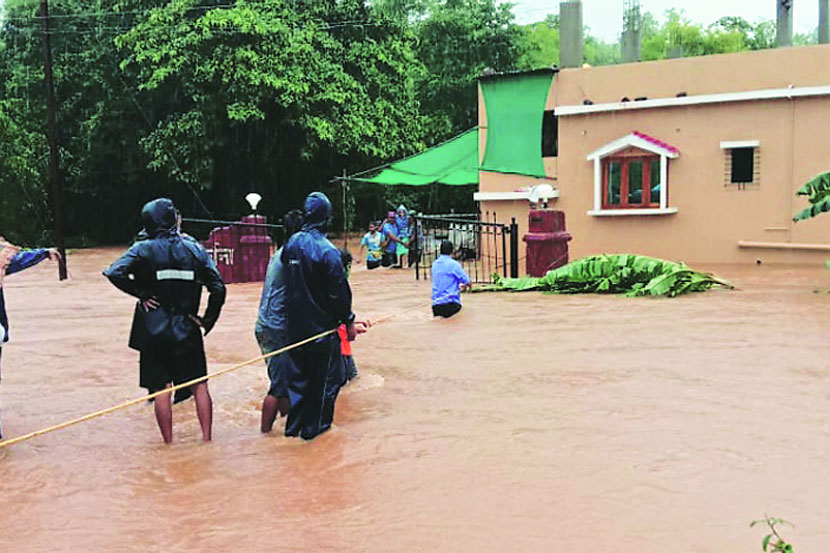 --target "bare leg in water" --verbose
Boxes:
[192,382,212,441]
[154,386,173,444]
[261,395,290,433]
